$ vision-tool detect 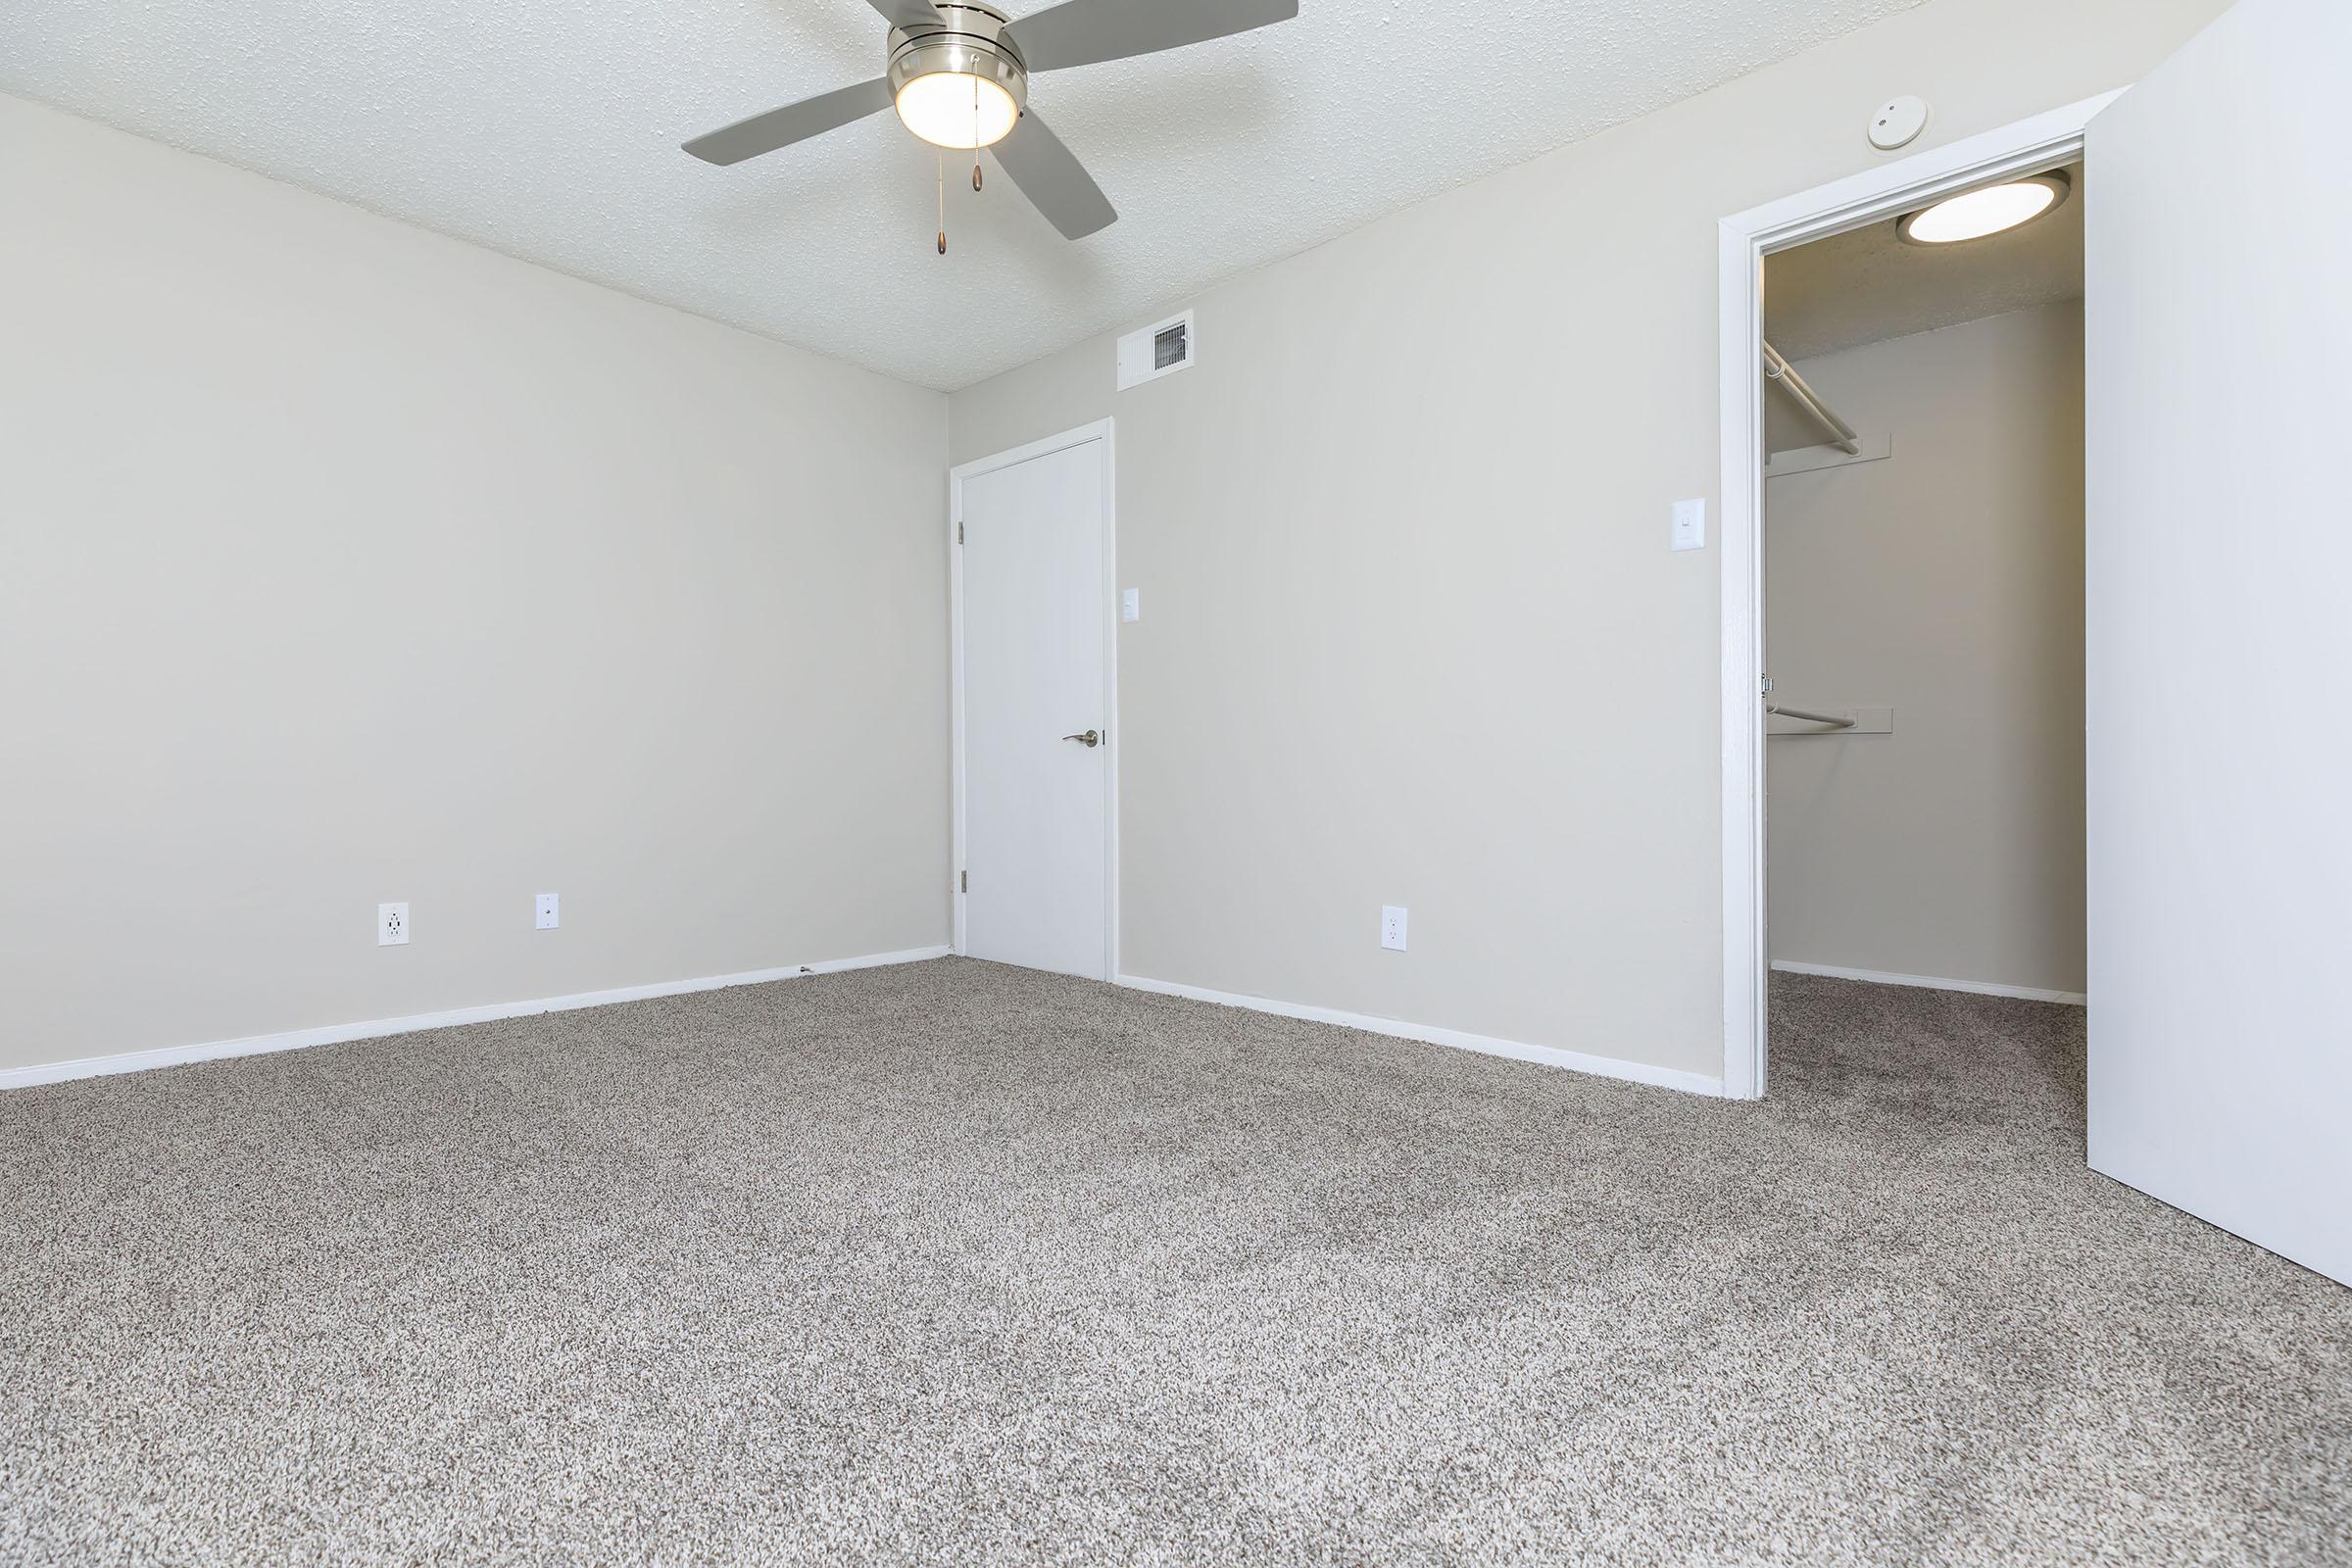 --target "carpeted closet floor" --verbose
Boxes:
[2,959,2346,1565]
